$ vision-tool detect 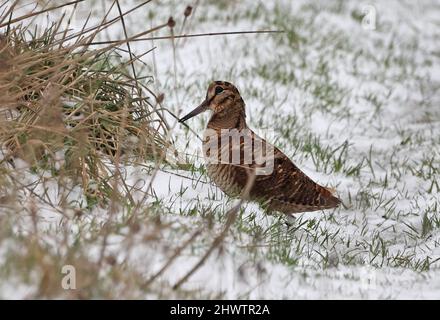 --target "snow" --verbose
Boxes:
[1,0,440,299]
